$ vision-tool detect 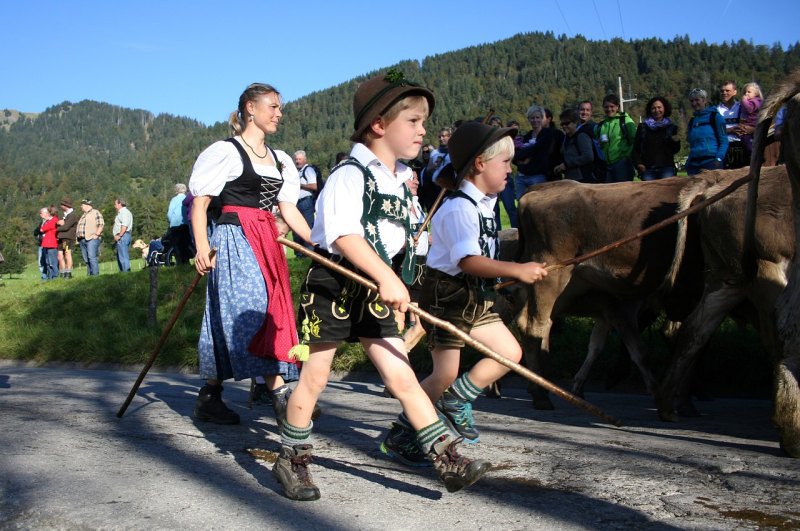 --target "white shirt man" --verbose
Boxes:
[717,81,741,144]
[293,150,317,201]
